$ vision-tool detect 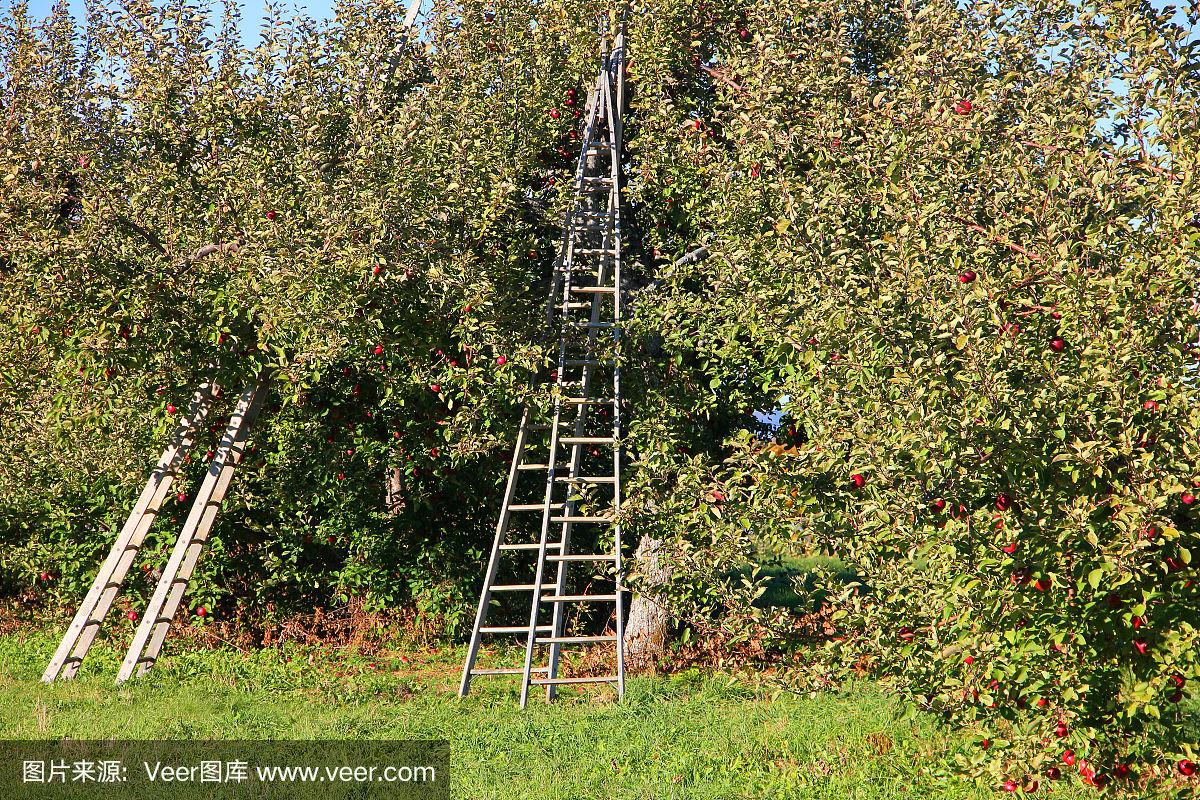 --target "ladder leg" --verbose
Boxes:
[115,382,264,683]
[460,411,533,696]
[602,35,627,700]
[42,381,218,682]
[520,402,566,708]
